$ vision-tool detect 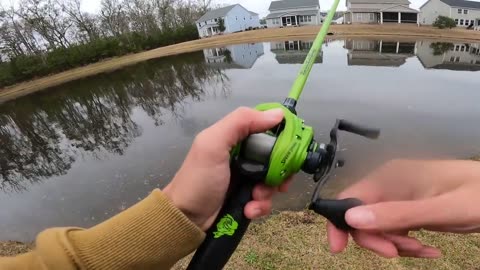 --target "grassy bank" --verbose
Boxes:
[3,211,480,269]
[169,211,480,270]
[1,24,479,104]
